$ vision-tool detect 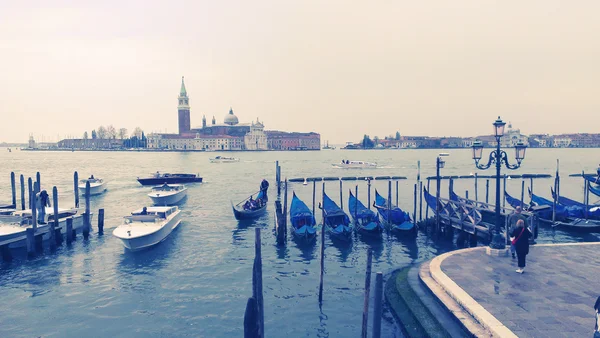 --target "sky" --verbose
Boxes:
[1,0,599,144]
